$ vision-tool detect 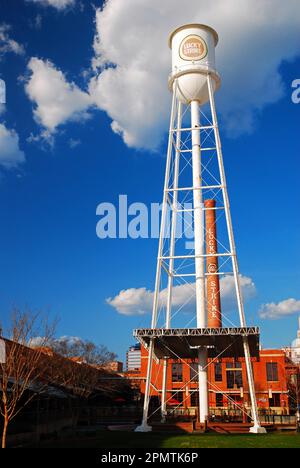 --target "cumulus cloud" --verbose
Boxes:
[106,274,256,317]
[52,335,81,345]
[26,0,75,10]
[259,298,300,320]
[27,129,55,148]
[219,275,256,312]
[0,24,25,58]
[29,335,81,349]
[90,0,300,149]
[25,58,92,133]
[28,336,48,347]
[107,287,154,317]
[23,1,300,148]
[0,124,25,169]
